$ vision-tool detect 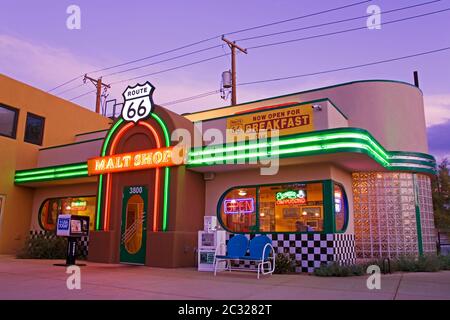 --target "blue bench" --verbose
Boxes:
[214,235,276,279]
